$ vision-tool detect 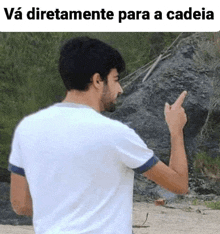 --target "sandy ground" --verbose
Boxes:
[1,202,220,234]
[133,202,220,234]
